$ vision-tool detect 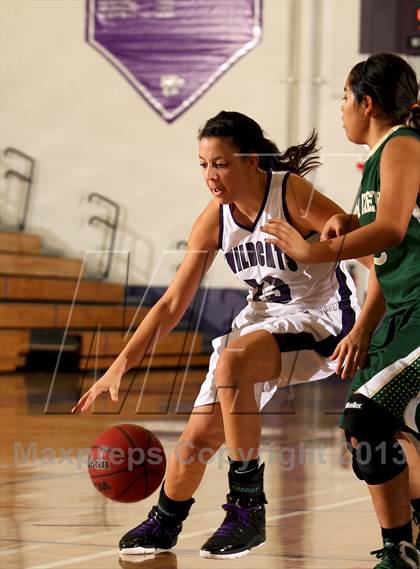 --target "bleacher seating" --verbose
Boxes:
[0,231,209,373]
